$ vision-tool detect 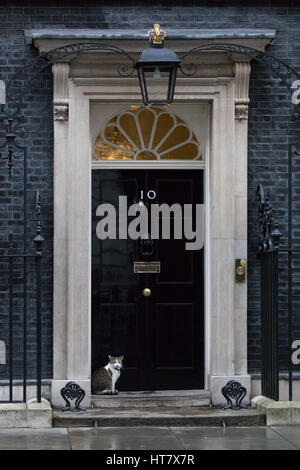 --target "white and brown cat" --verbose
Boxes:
[92,355,124,395]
